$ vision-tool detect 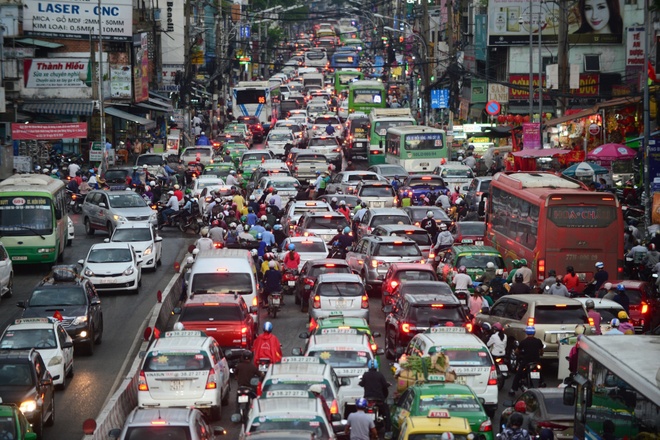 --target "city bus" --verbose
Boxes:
[485,172,624,288]
[0,174,68,264]
[337,25,359,43]
[384,126,447,173]
[564,335,659,439]
[368,108,417,165]
[334,69,363,94]
[231,81,277,126]
[331,51,360,70]
[347,80,386,115]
